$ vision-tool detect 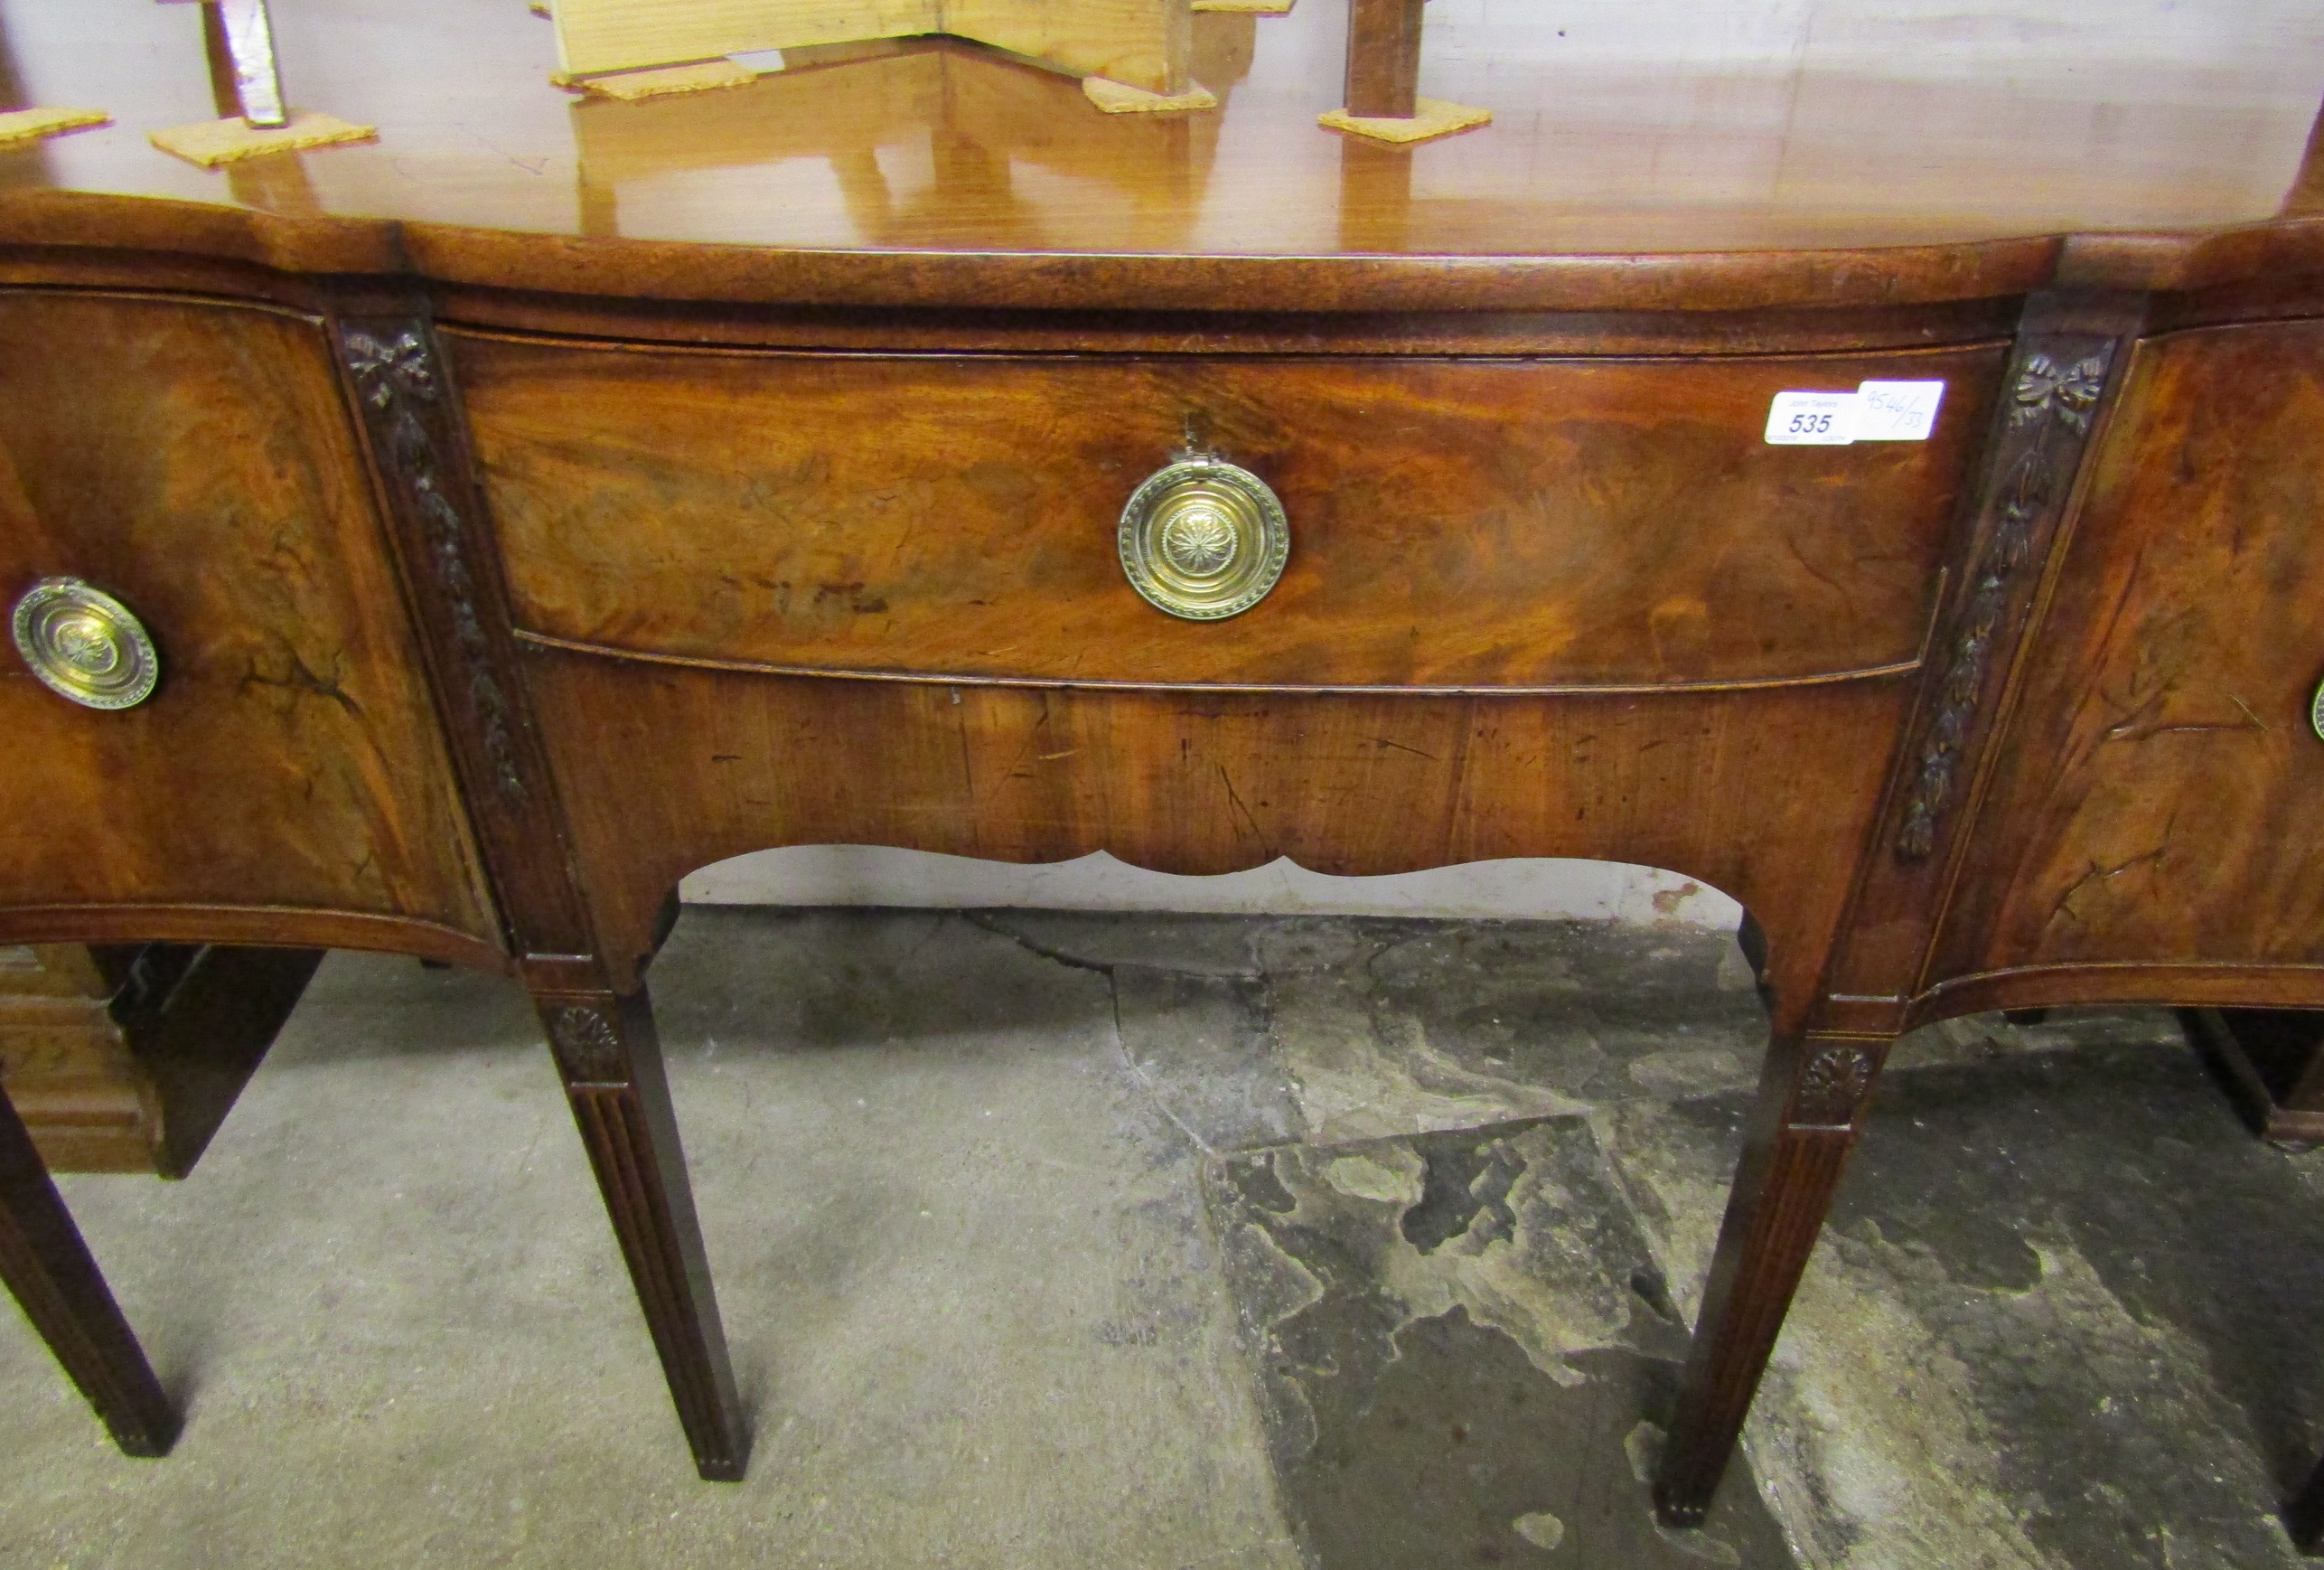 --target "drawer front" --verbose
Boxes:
[0,292,496,945]
[457,334,2003,690]
[1935,319,2324,982]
